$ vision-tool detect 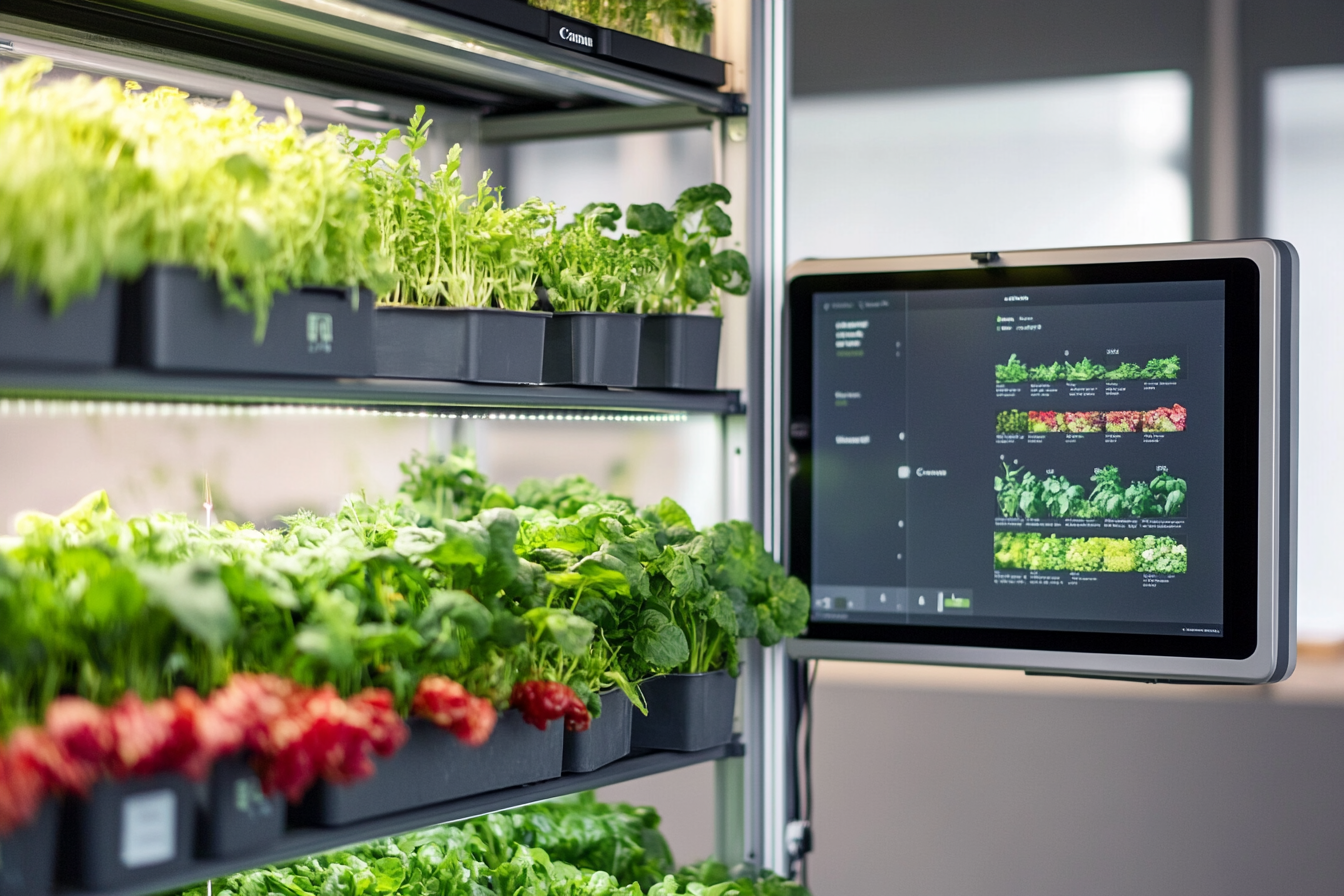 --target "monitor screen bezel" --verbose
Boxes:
[786,251,1271,666]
